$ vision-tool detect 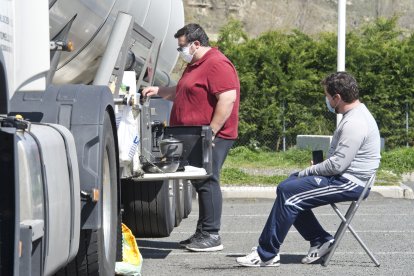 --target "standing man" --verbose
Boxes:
[142,23,240,252]
[236,72,381,267]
